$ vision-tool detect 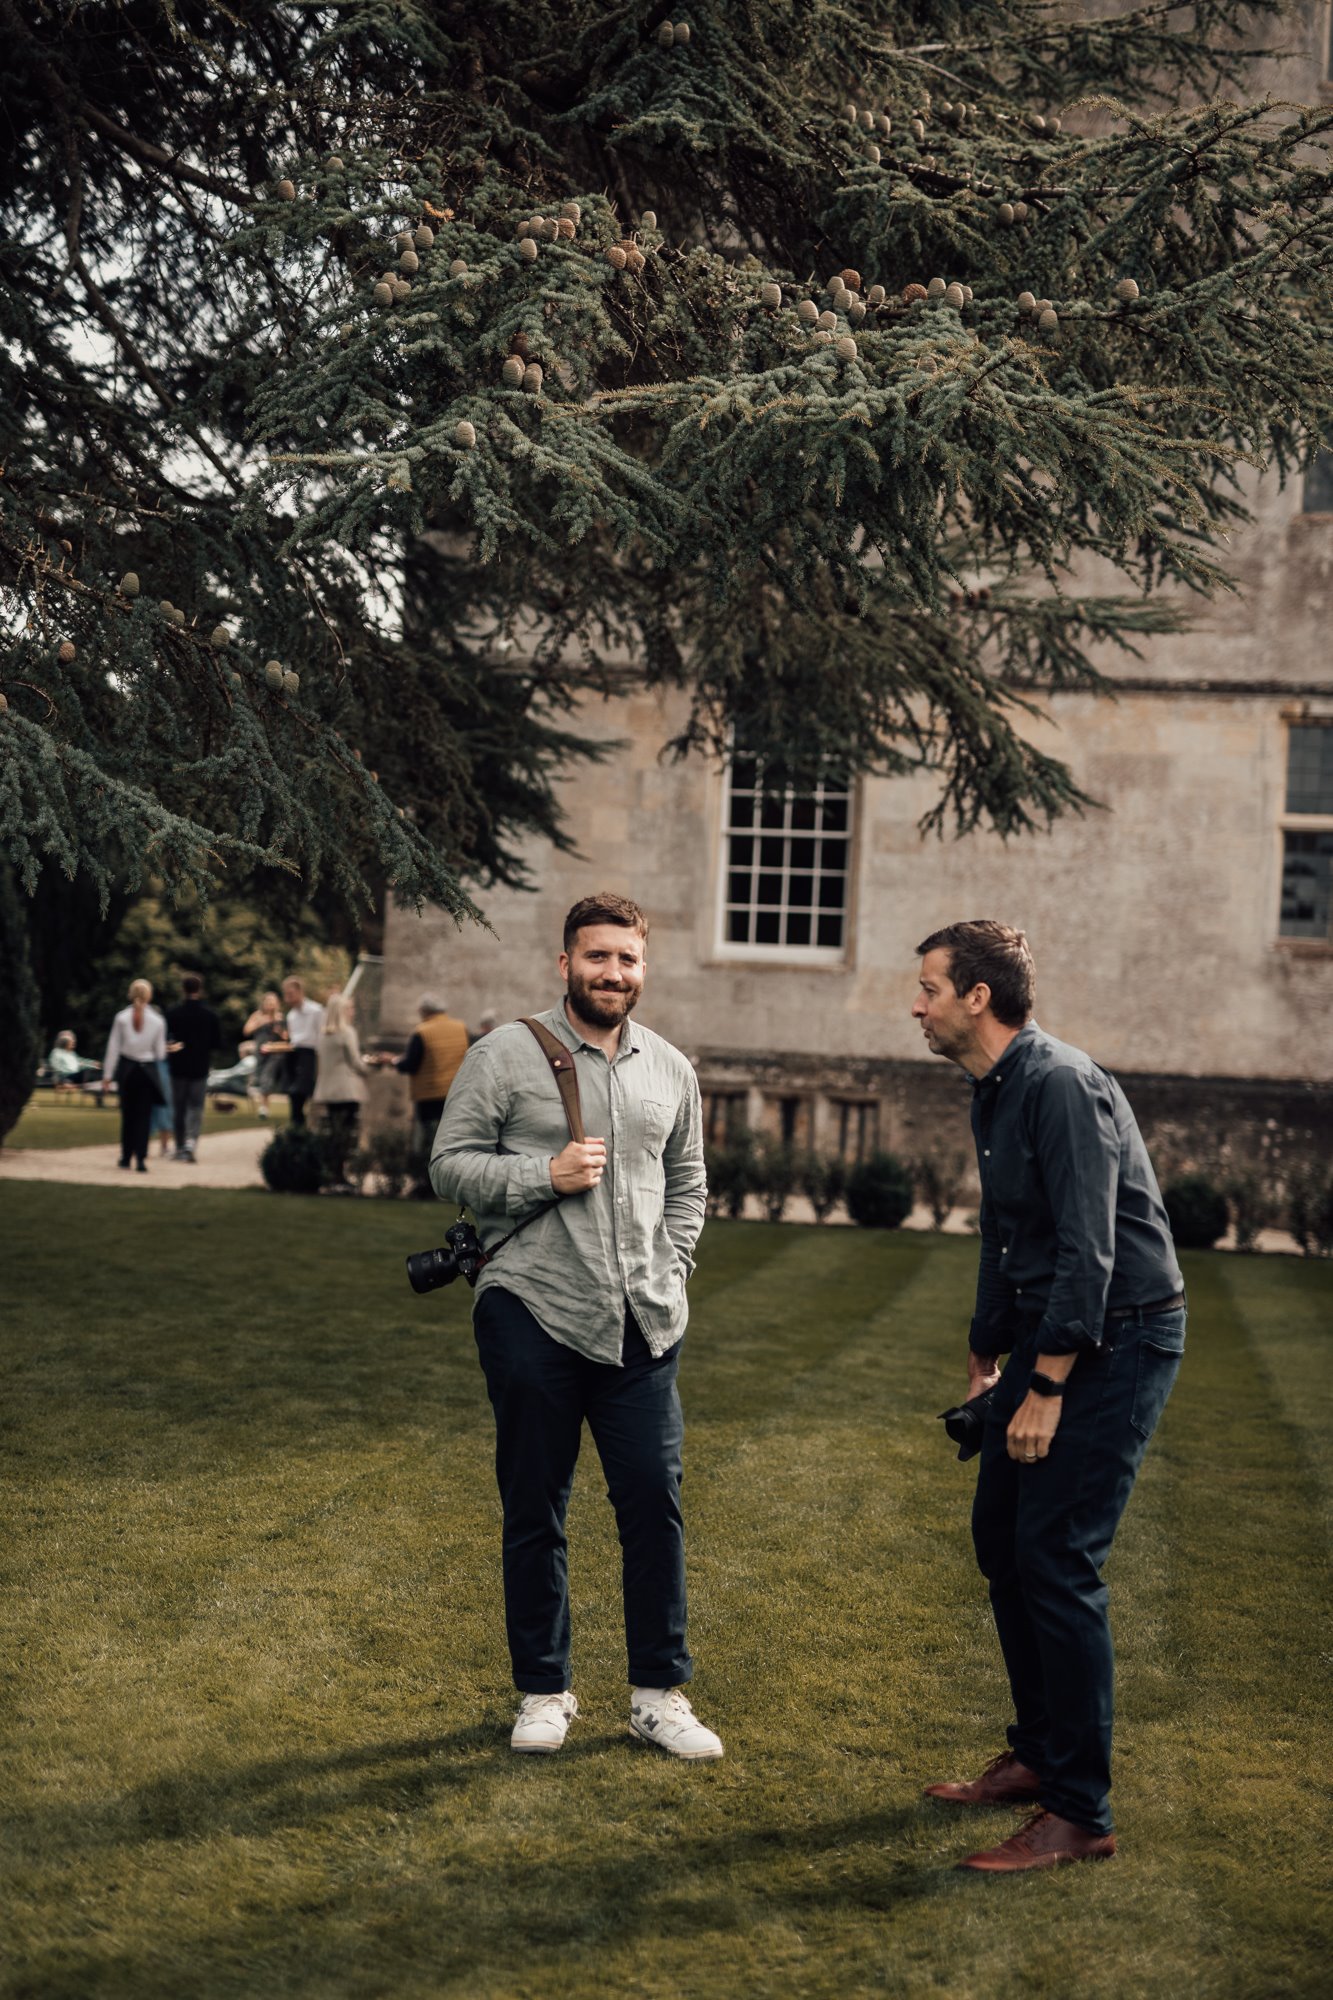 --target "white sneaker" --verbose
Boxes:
[630,1687,724,1761]
[511,1690,578,1754]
